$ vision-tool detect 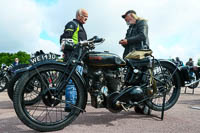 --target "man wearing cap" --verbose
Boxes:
[119,10,151,115]
[119,10,149,58]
